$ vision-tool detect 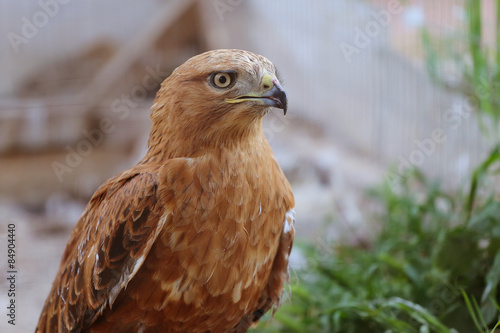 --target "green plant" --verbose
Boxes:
[256,2,500,332]
[257,147,500,333]
[423,0,500,137]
